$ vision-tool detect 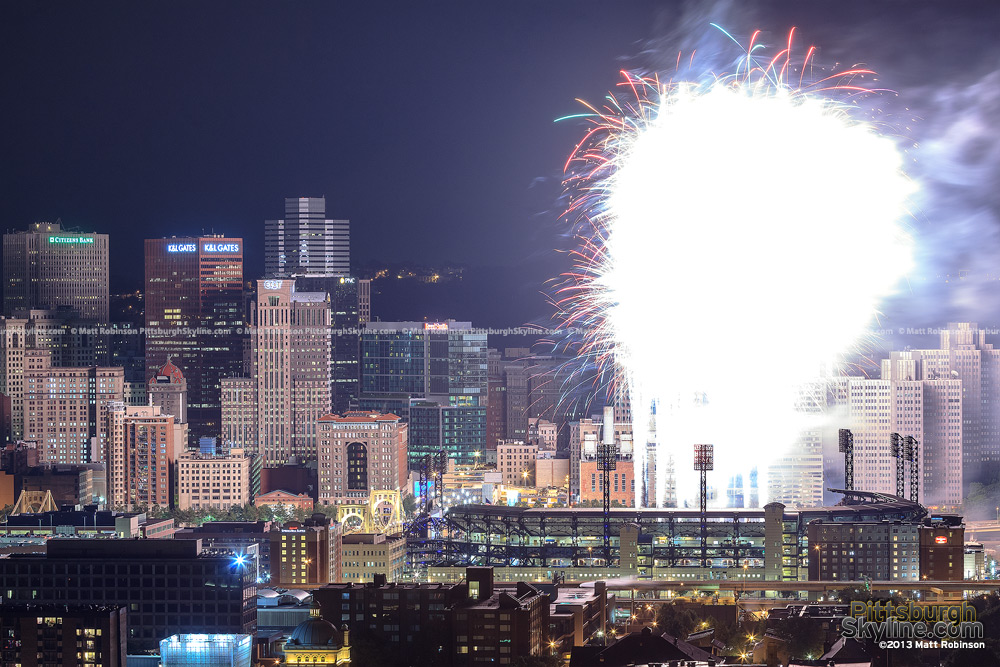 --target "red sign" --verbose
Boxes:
[935,536,947,544]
